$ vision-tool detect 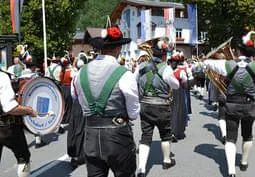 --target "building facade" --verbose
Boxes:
[111,0,199,60]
